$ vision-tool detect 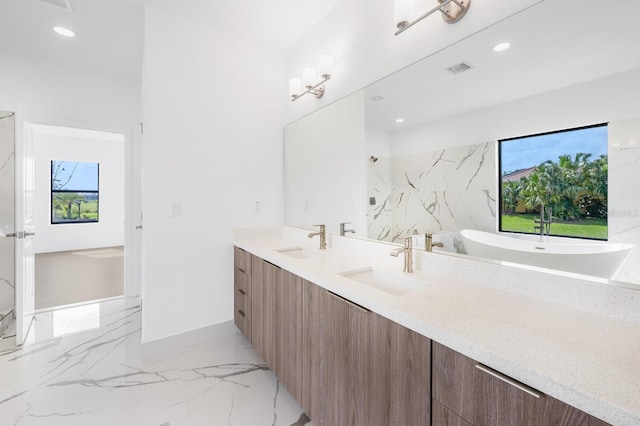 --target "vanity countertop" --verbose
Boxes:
[233,227,640,426]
